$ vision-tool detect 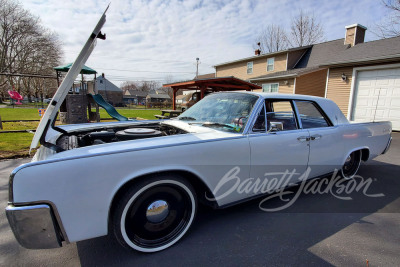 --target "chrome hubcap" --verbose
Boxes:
[146,200,169,223]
